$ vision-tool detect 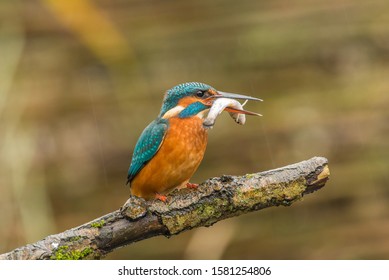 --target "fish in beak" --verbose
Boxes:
[203,92,262,128]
